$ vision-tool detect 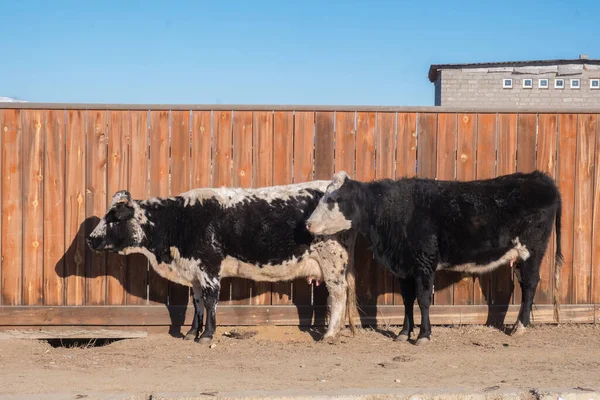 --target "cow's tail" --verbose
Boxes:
[345,251,360,336]
[553,192,564,323]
